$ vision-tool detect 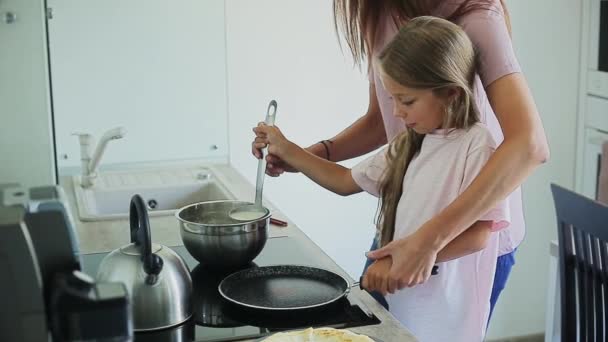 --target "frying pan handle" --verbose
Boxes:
[357,266,439,289]
[432,265,439,275]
